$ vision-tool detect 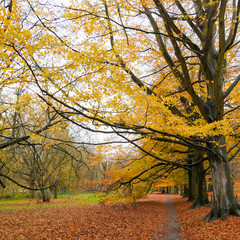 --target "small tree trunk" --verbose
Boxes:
[204,135,240,221]
[174,185,179,194]
[41,189,46,202]
[29,173,35,198]
[54,185,58,199]
[29,177,35,199]
[180,184,184,196]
